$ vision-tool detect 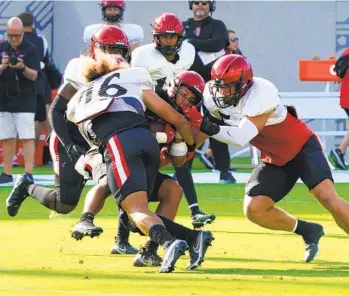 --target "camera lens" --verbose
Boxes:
[9,55,18,65]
